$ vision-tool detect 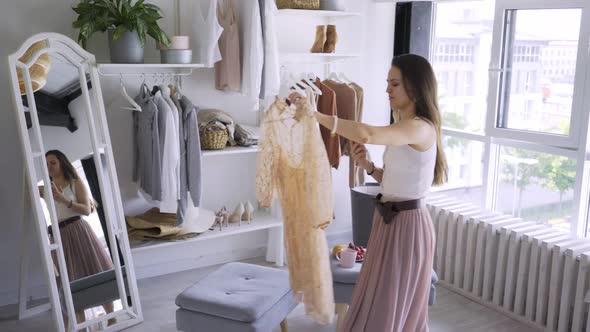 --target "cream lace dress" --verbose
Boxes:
[256,96,335,324]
